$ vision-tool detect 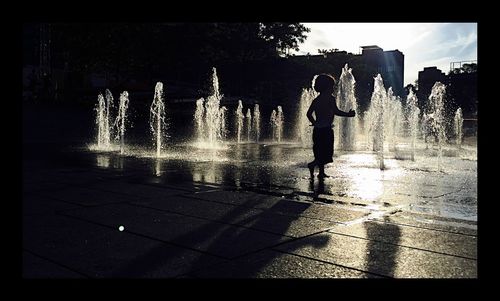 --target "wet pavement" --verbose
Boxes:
[22,103,477,278]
